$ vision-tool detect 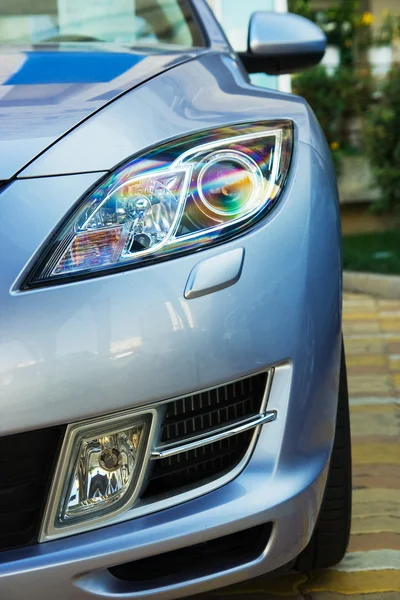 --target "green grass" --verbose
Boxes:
[342,230,400,275]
